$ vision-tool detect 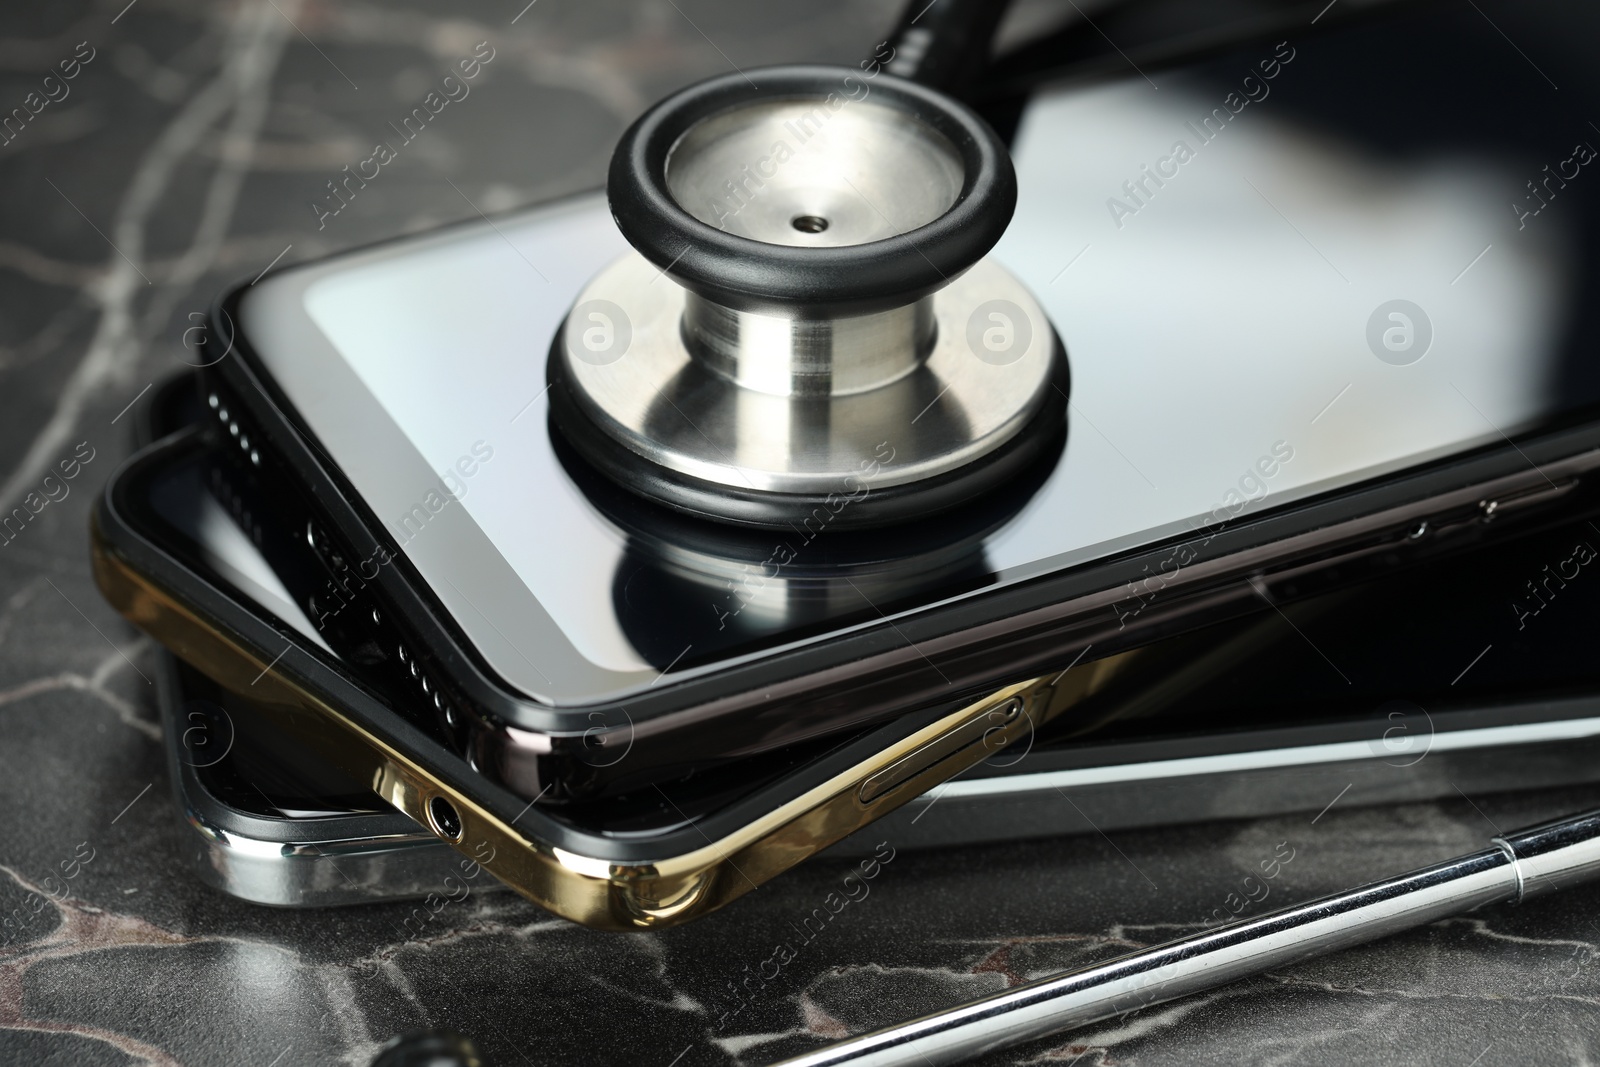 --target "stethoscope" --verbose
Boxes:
[545,0,1065,532]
